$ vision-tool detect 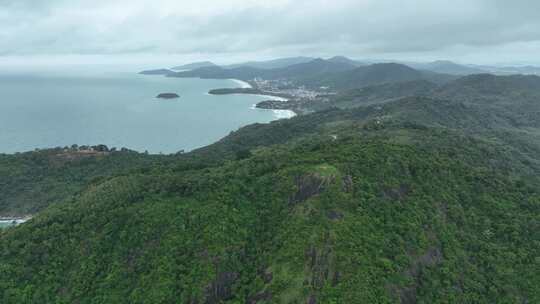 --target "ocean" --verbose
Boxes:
[0,66,294,154]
